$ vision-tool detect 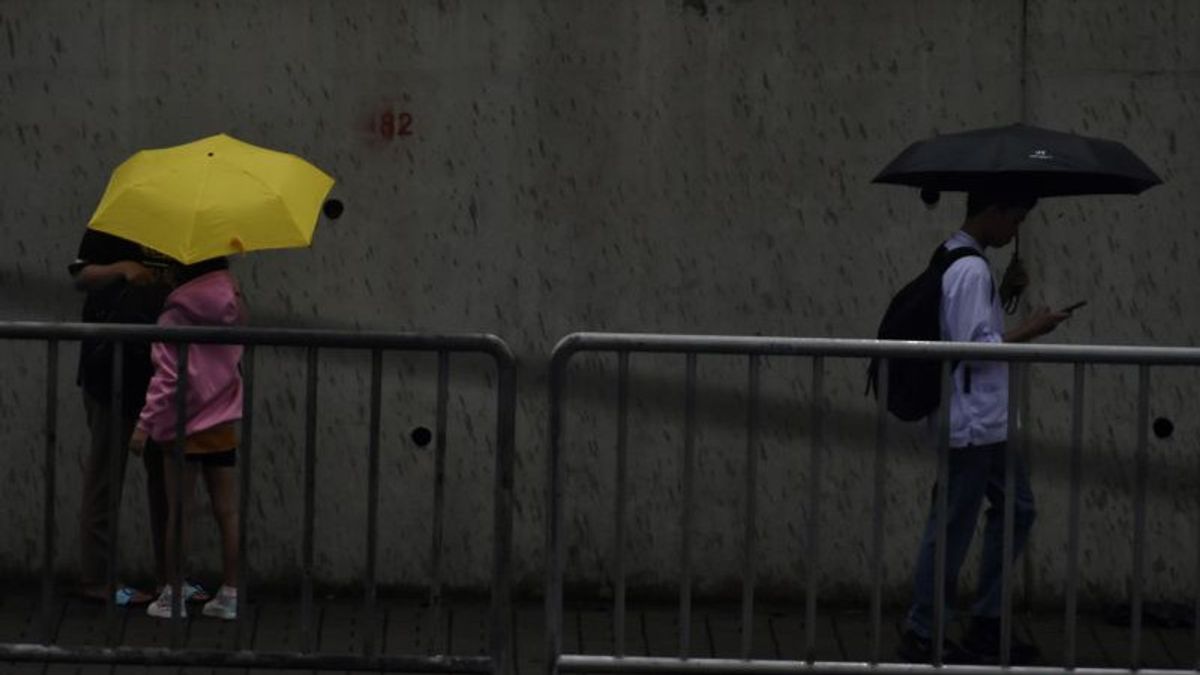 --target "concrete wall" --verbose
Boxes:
[1,0,1197,606]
